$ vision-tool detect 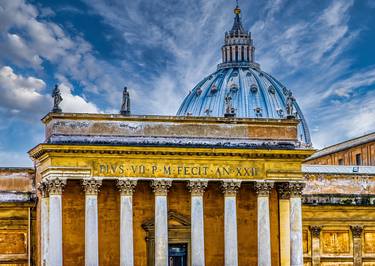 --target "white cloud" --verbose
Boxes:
[0,66,100,117]
[311,90,375,148]
[0,0,126,108]
[59,83,99,113]
[0,66,47,114]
